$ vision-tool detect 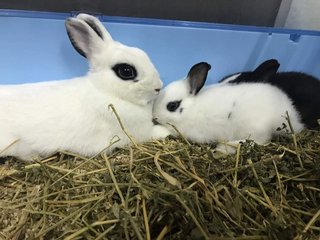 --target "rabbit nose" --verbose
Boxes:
[155,88,161,93]
[152,118,160,125]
